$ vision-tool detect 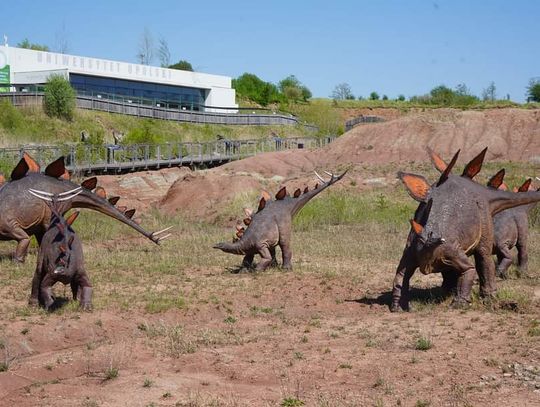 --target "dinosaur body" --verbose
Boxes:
[490,178,535,278]
[29,196,91,311]
[391,149,540,311]
[214,171,346,271]
[0,155,169,262]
